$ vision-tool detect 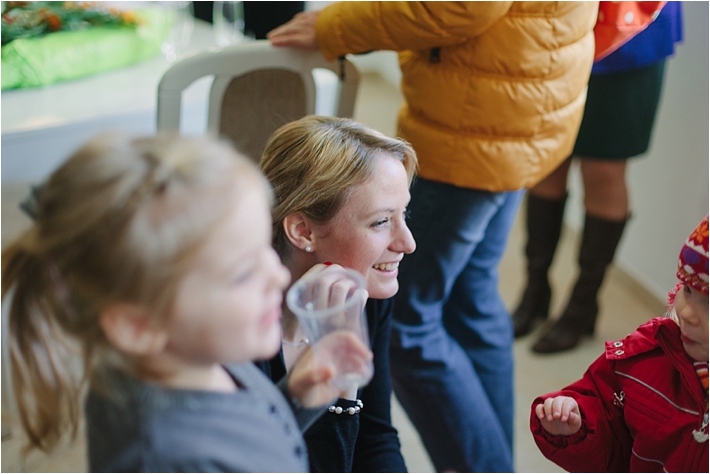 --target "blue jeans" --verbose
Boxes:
[391,177,523,473]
